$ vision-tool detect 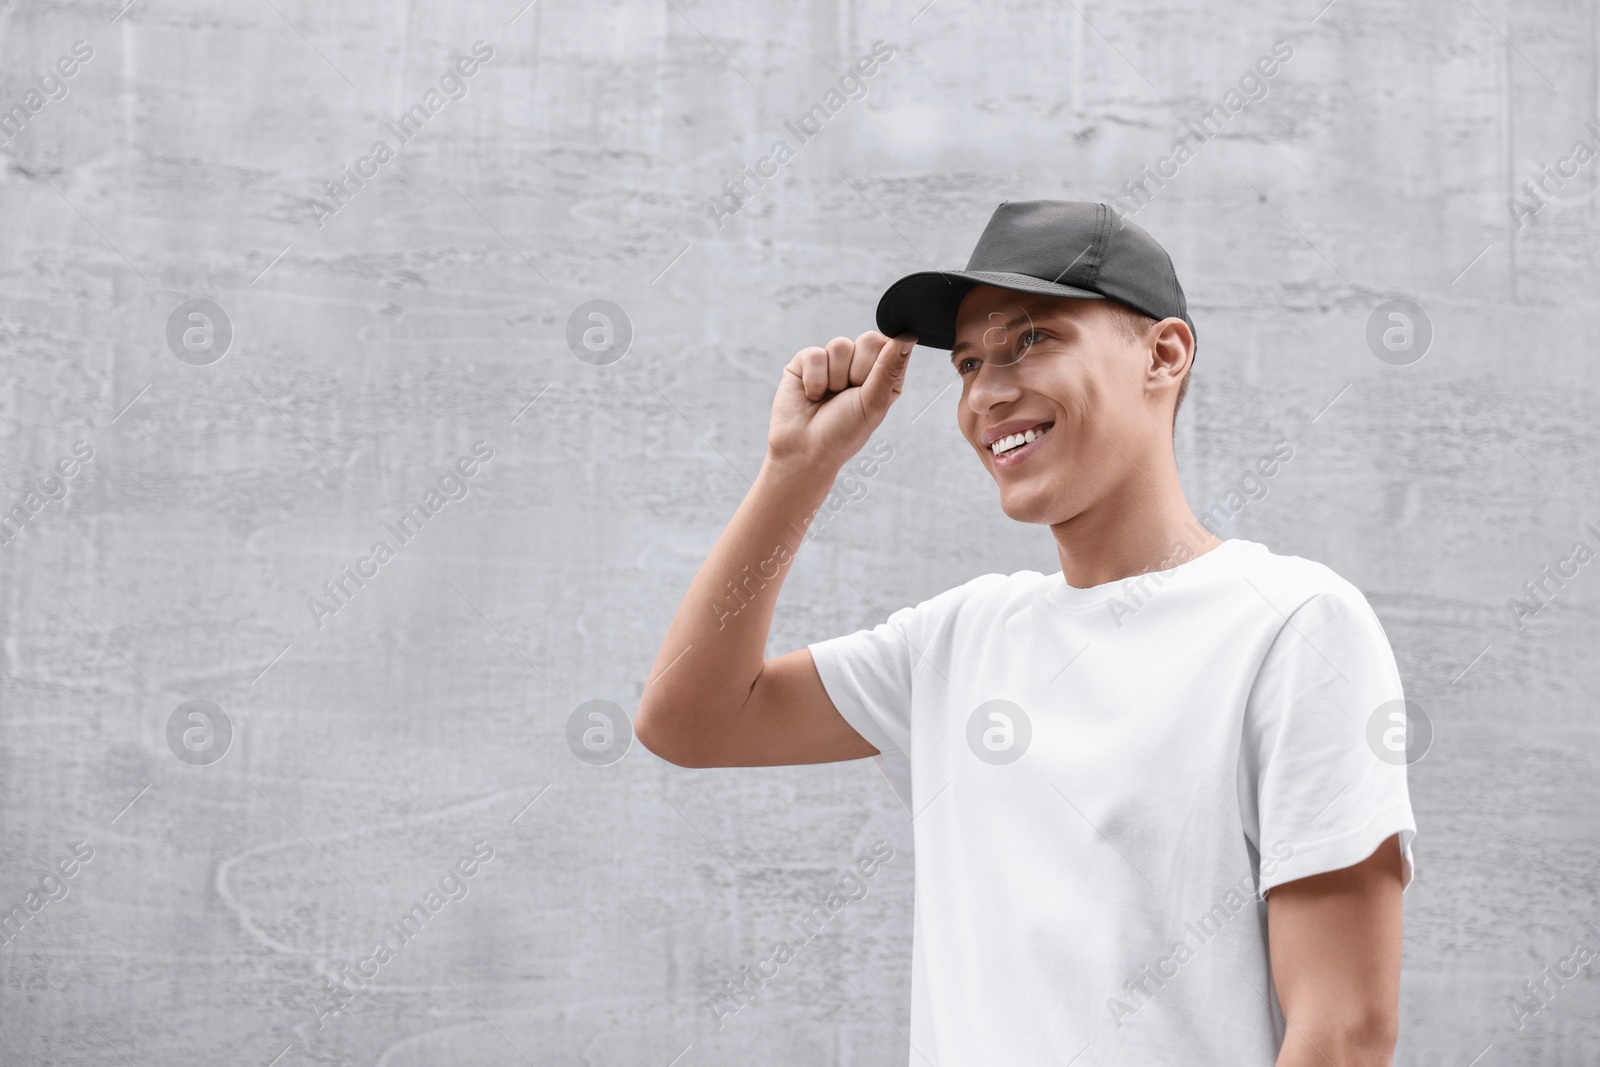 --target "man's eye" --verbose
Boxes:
[1020,329,1045,348]
[955,357,980,375]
